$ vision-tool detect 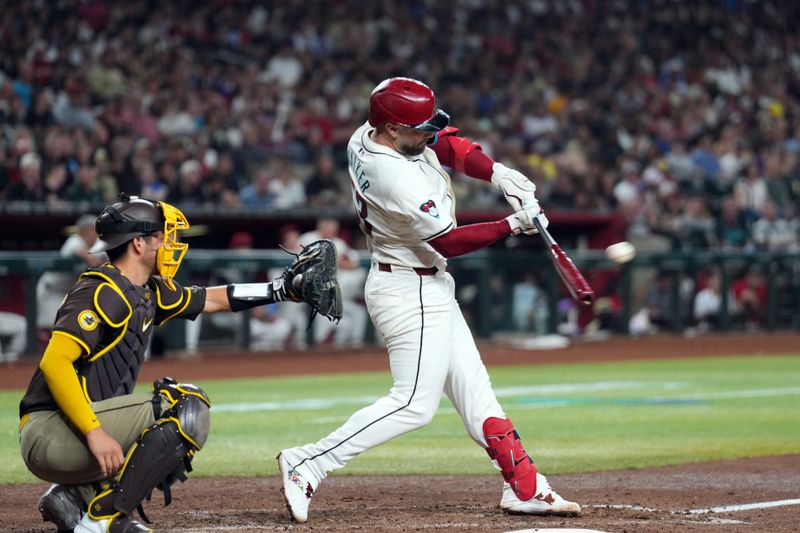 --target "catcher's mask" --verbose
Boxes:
[91,194,190,284]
